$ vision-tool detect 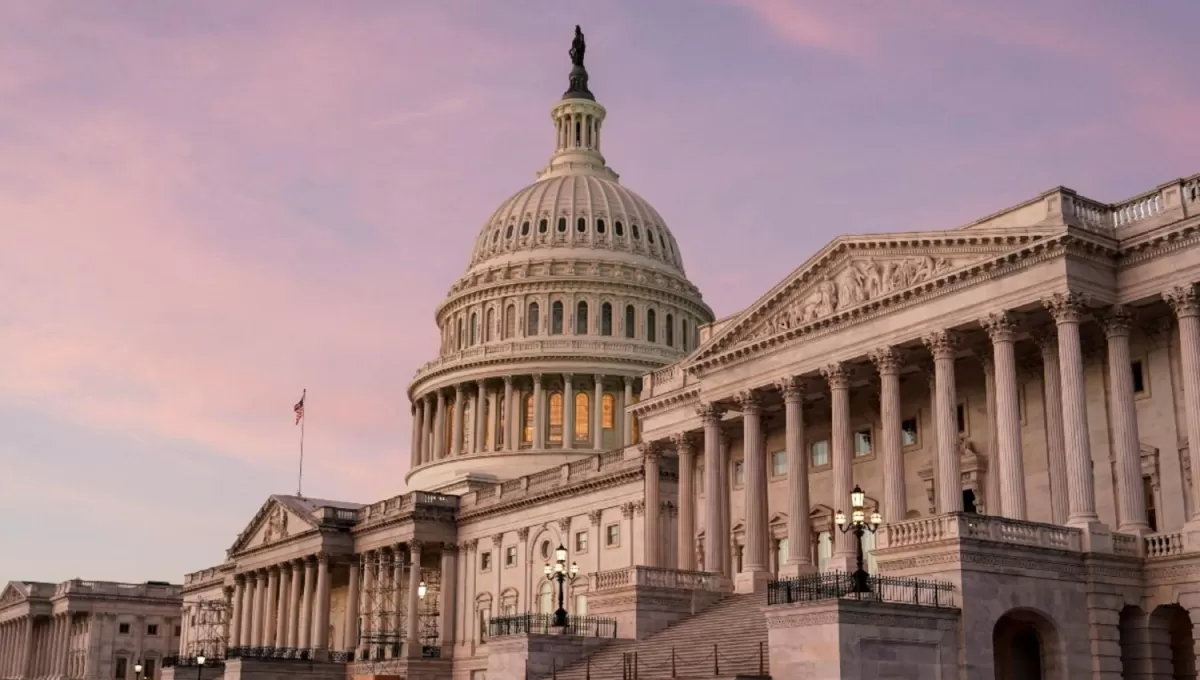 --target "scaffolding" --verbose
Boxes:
[187,598,231,660]
[354,556,441,674]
